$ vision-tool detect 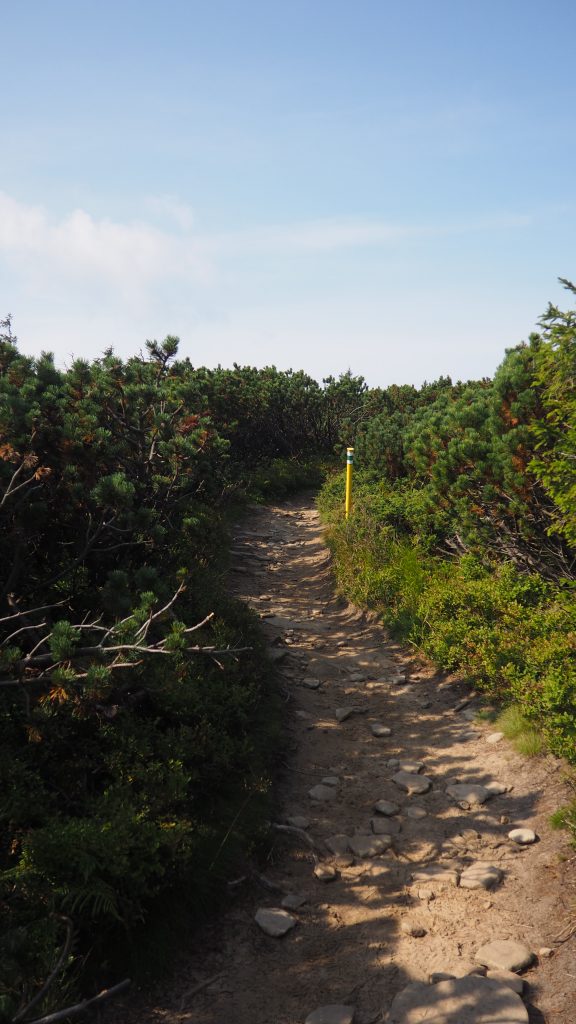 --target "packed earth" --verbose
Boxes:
[107,496,576,1024]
